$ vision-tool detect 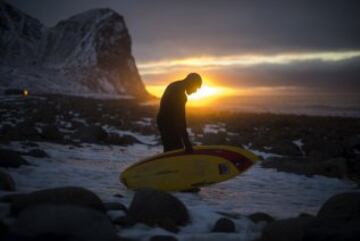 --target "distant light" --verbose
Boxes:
[23,89,29,96]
